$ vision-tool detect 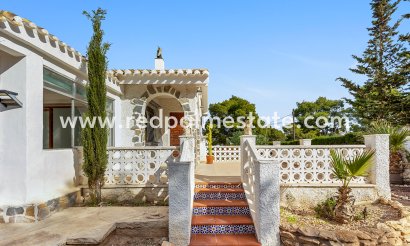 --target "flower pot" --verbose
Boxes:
[206,155,214,164]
